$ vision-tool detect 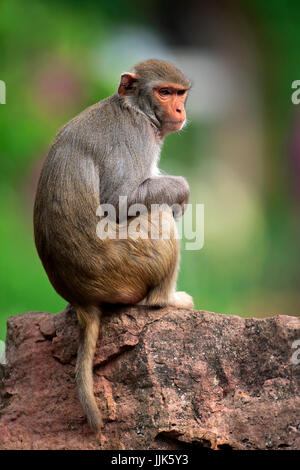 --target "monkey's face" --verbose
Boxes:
[152,83,188,135]
[118,67,190,137]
